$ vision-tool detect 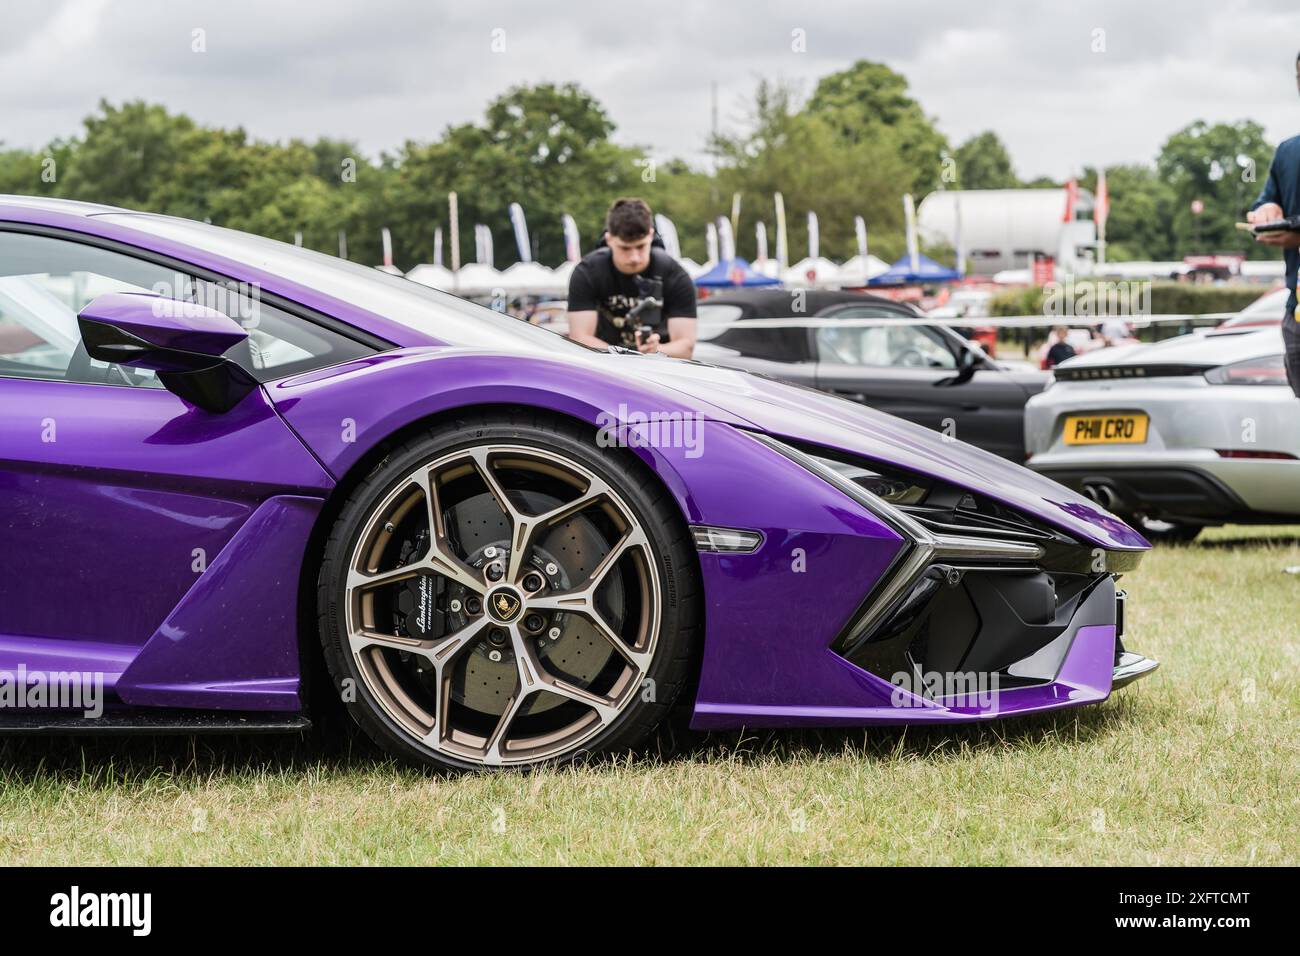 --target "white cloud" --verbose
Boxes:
[1,0,1298,180]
